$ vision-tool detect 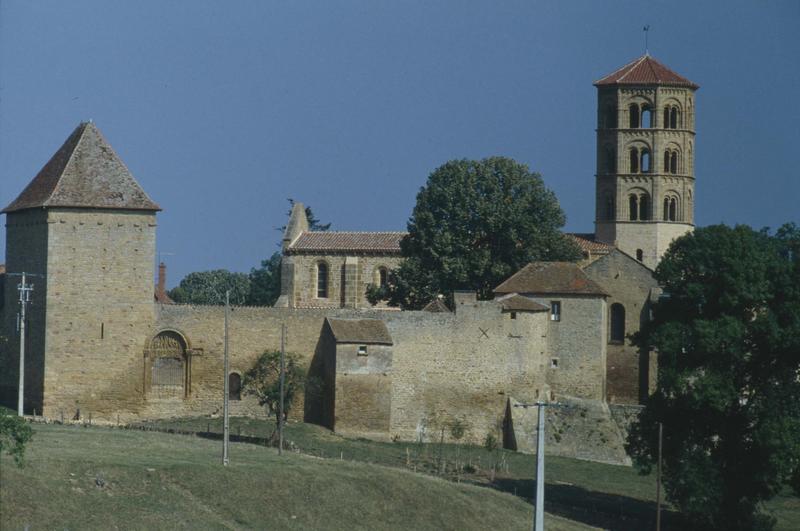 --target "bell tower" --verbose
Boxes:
[593,55,699,269]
